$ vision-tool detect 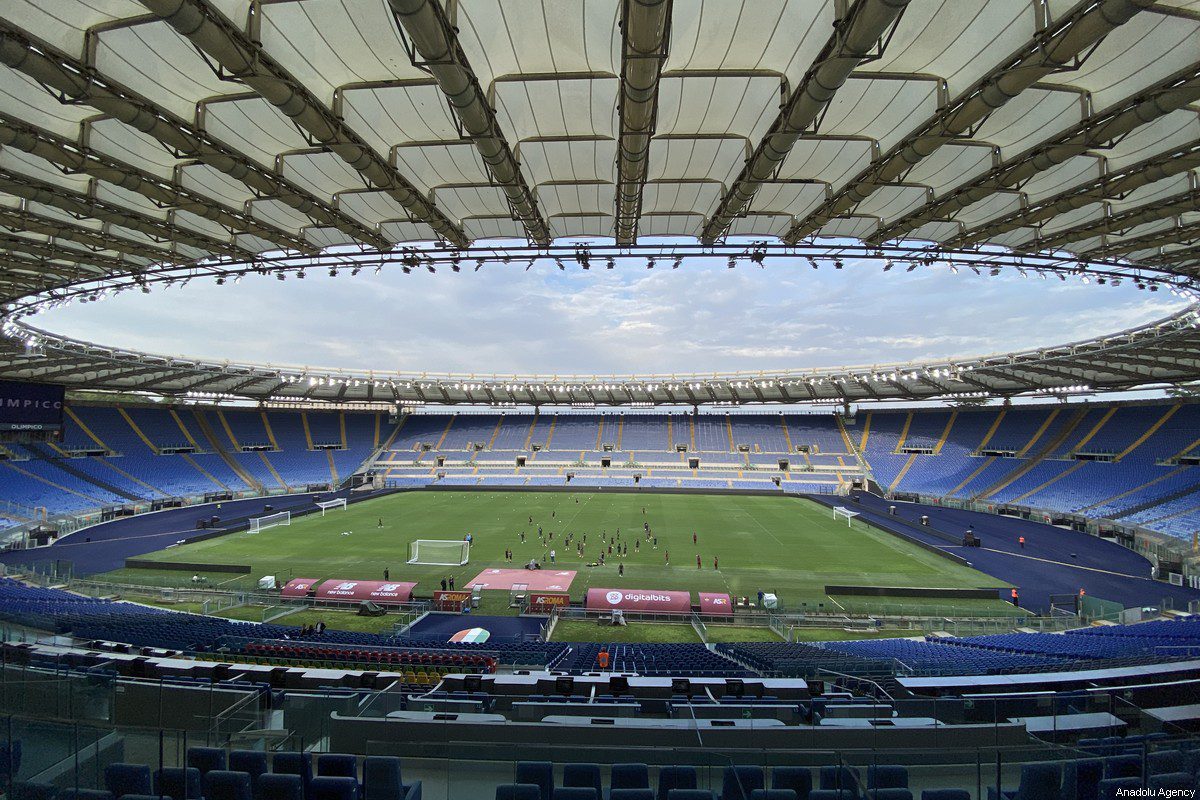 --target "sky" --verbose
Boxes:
[32,245,1189,377]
